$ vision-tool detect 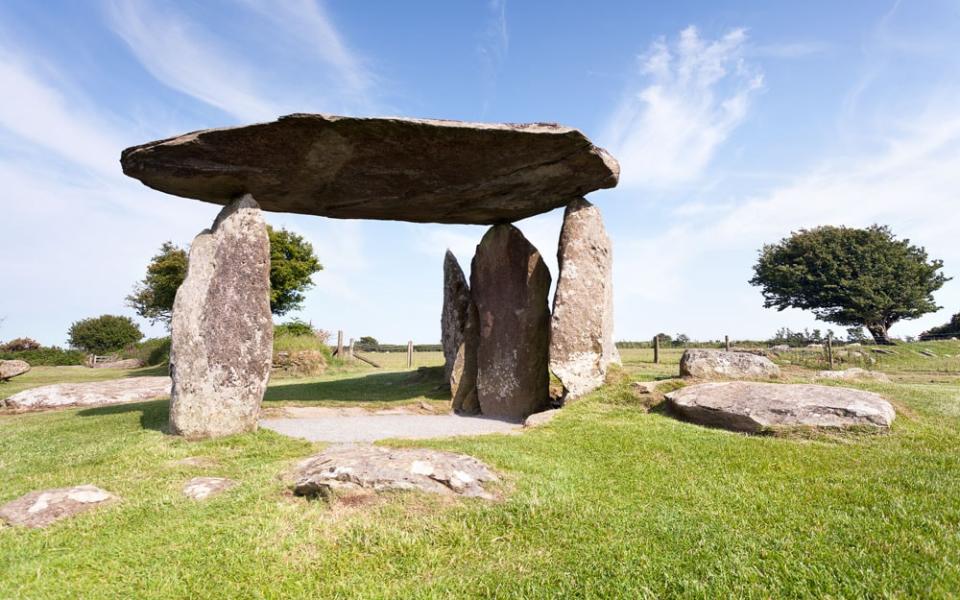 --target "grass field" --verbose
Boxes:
[1,342,959,597]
